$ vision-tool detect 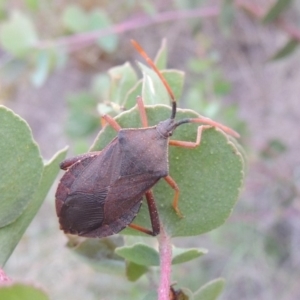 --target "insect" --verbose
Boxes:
[55,40,239,238]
